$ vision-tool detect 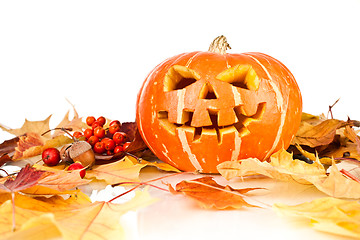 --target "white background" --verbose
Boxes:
[0,1,359,239]
[1,0,360,142]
